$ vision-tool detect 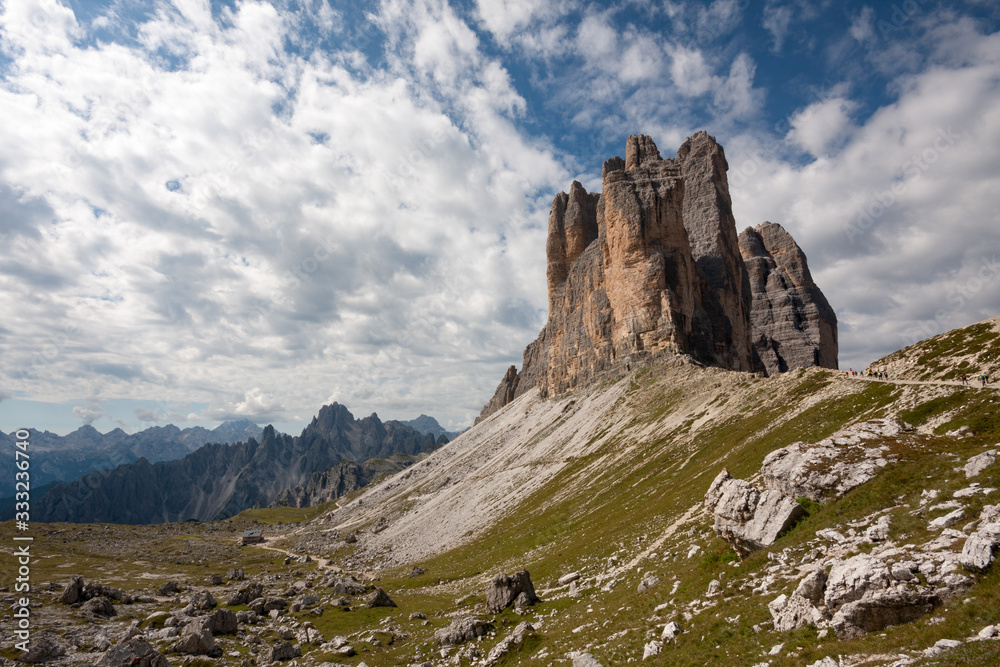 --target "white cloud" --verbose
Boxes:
[787,96,857,156]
